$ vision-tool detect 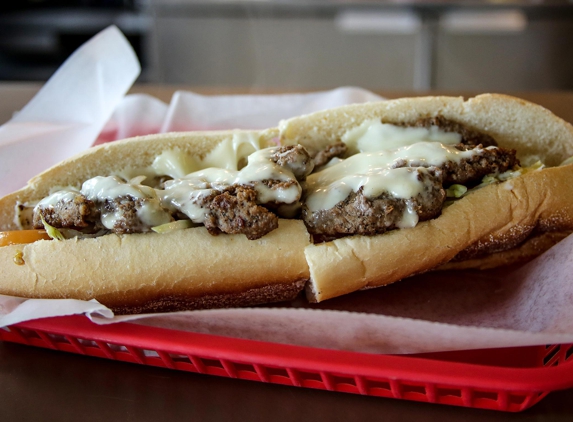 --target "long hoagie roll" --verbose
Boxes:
[3,94,573,311]
[0,130,311,313]
[278,94,573,302]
